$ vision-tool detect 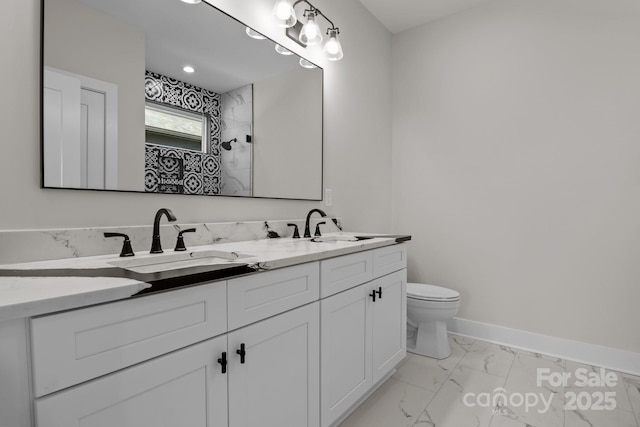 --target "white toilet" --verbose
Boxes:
[406,283,461,359]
